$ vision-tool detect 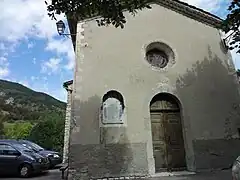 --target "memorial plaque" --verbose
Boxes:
[102,97,124,124]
